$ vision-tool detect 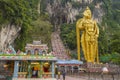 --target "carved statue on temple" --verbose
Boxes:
[76,7,99,63]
